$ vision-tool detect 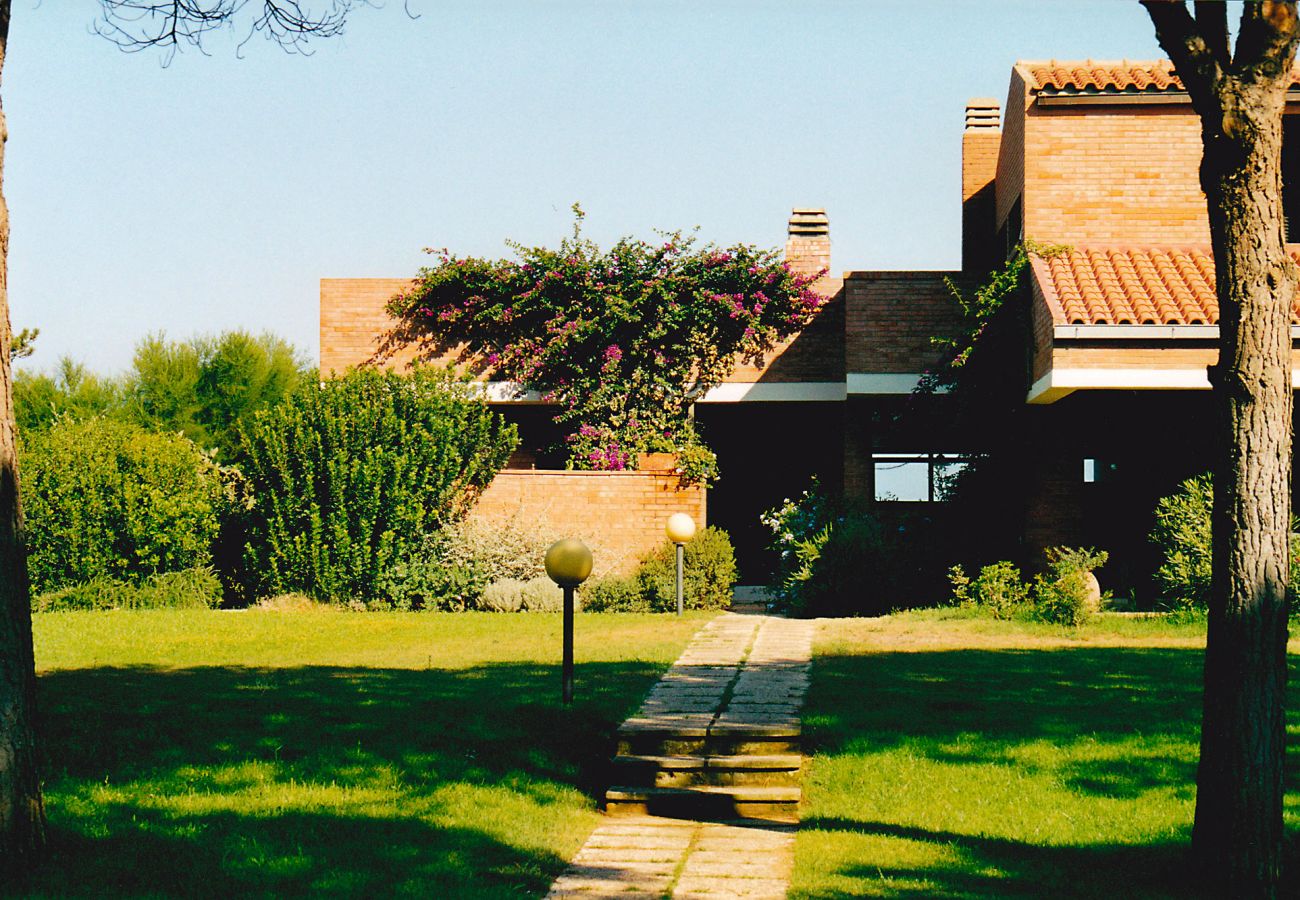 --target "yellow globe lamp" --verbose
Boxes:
[545,538,593,588]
